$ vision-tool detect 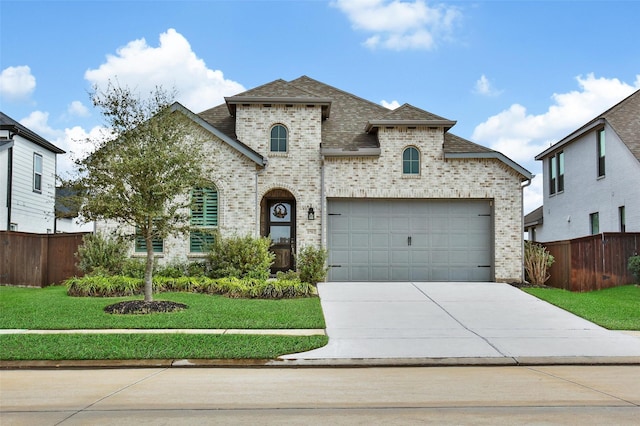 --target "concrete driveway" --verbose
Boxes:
[280,282,640,365]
